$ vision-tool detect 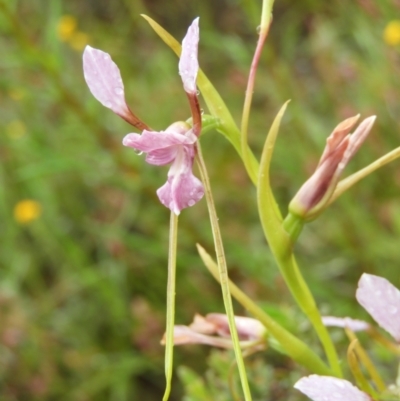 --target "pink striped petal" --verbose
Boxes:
[294,375,371,401]
[356,273,400,342]
[179,18,199,94]
[83,46,131,120]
